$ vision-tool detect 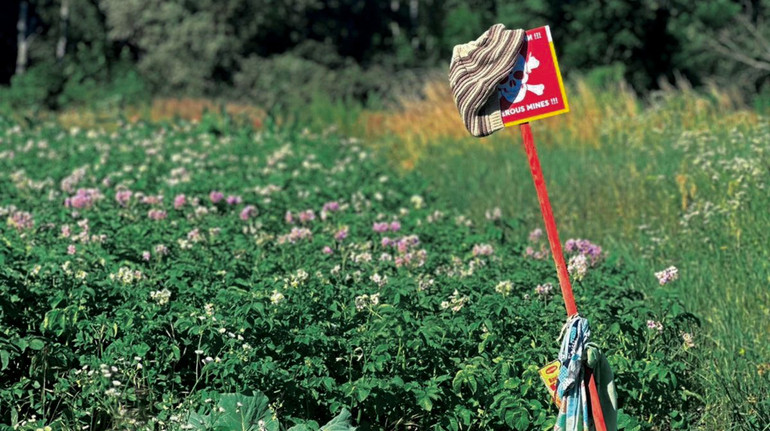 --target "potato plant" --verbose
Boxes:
[0,117,700,430]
